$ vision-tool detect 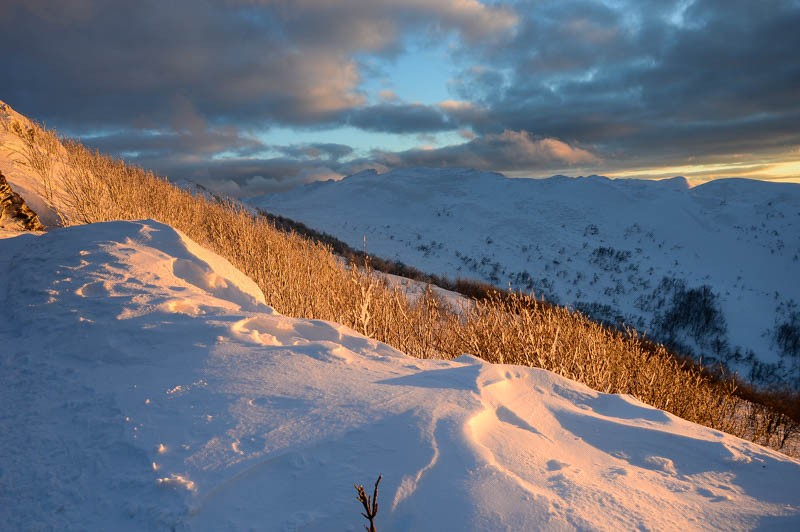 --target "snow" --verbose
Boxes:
[2,219,799,530]
[379,270,470,310]
[0,101,66,227]
[250,167,800,387]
